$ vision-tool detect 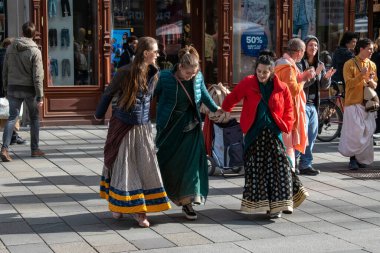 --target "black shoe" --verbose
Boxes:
[349,160,359,170]
[357,162,367,168]
[182,204,197,220]
[10,136,26,145]
[299,167,320,176]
